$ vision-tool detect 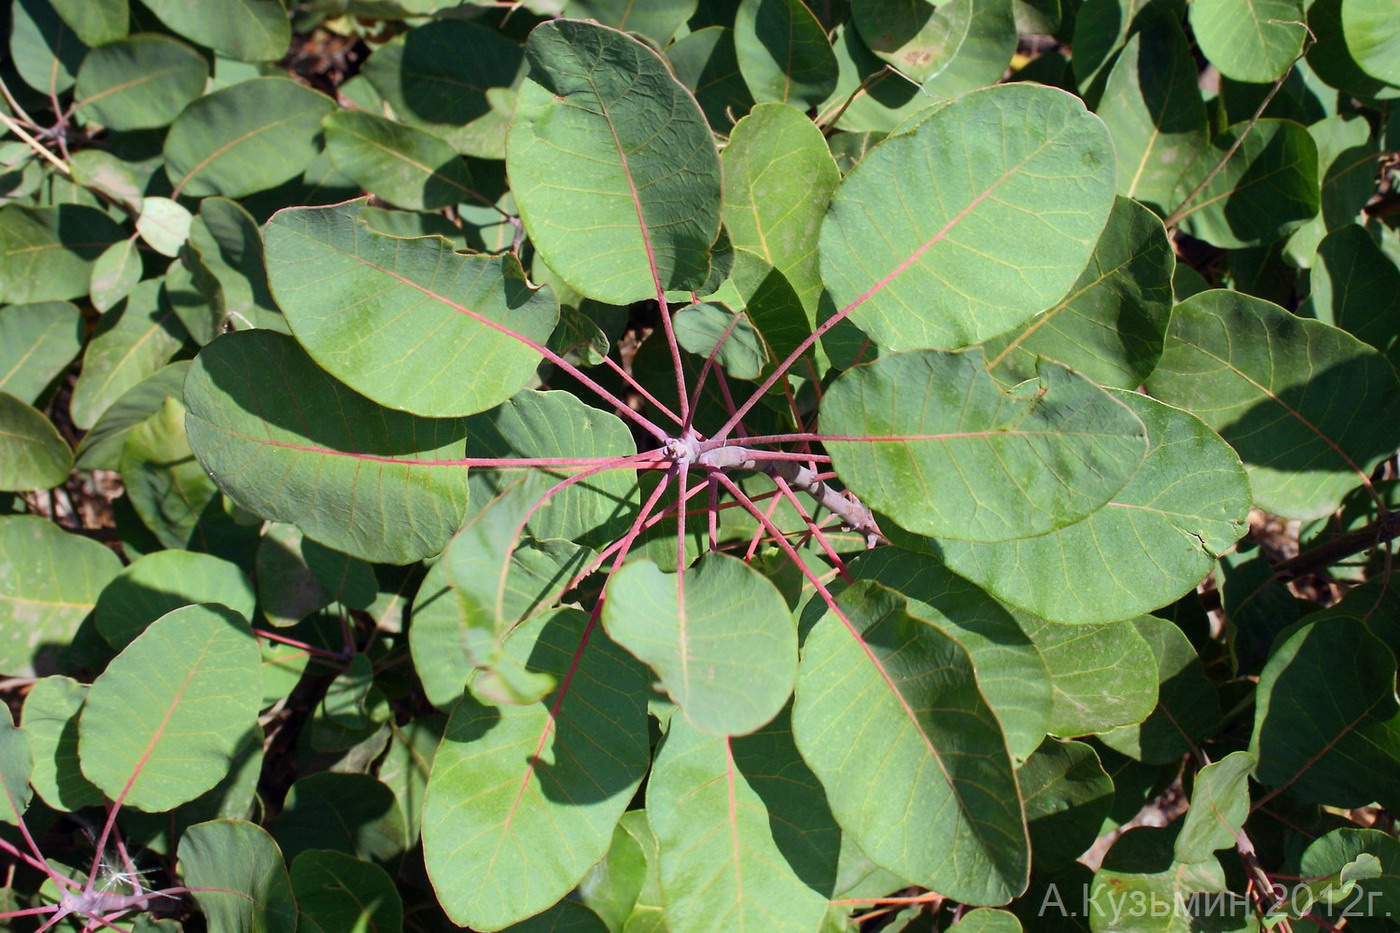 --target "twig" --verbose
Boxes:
[0,111,69,174]
[1273,512,1400,580]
